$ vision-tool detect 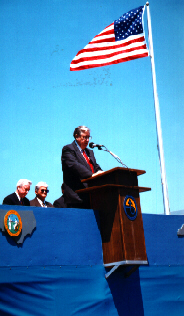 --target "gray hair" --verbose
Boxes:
[16,179,32,188]
[35,181,48,192]
[73,126,90,139]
